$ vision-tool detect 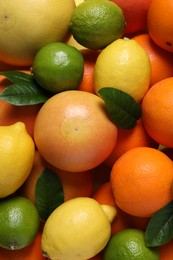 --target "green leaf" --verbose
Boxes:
[35,168,64,221]
[0,71,50,105]
[0,70,34,84]
[98,87,142,129]
[145,200,173,247]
